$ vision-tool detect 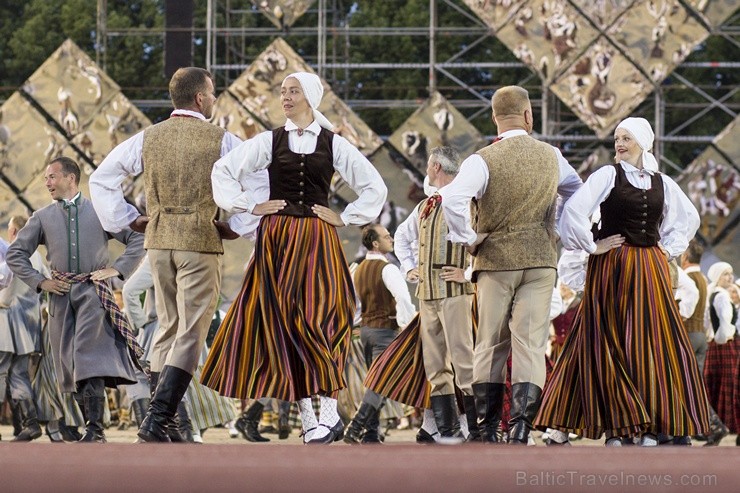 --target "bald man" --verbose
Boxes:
[439,86,581,444]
